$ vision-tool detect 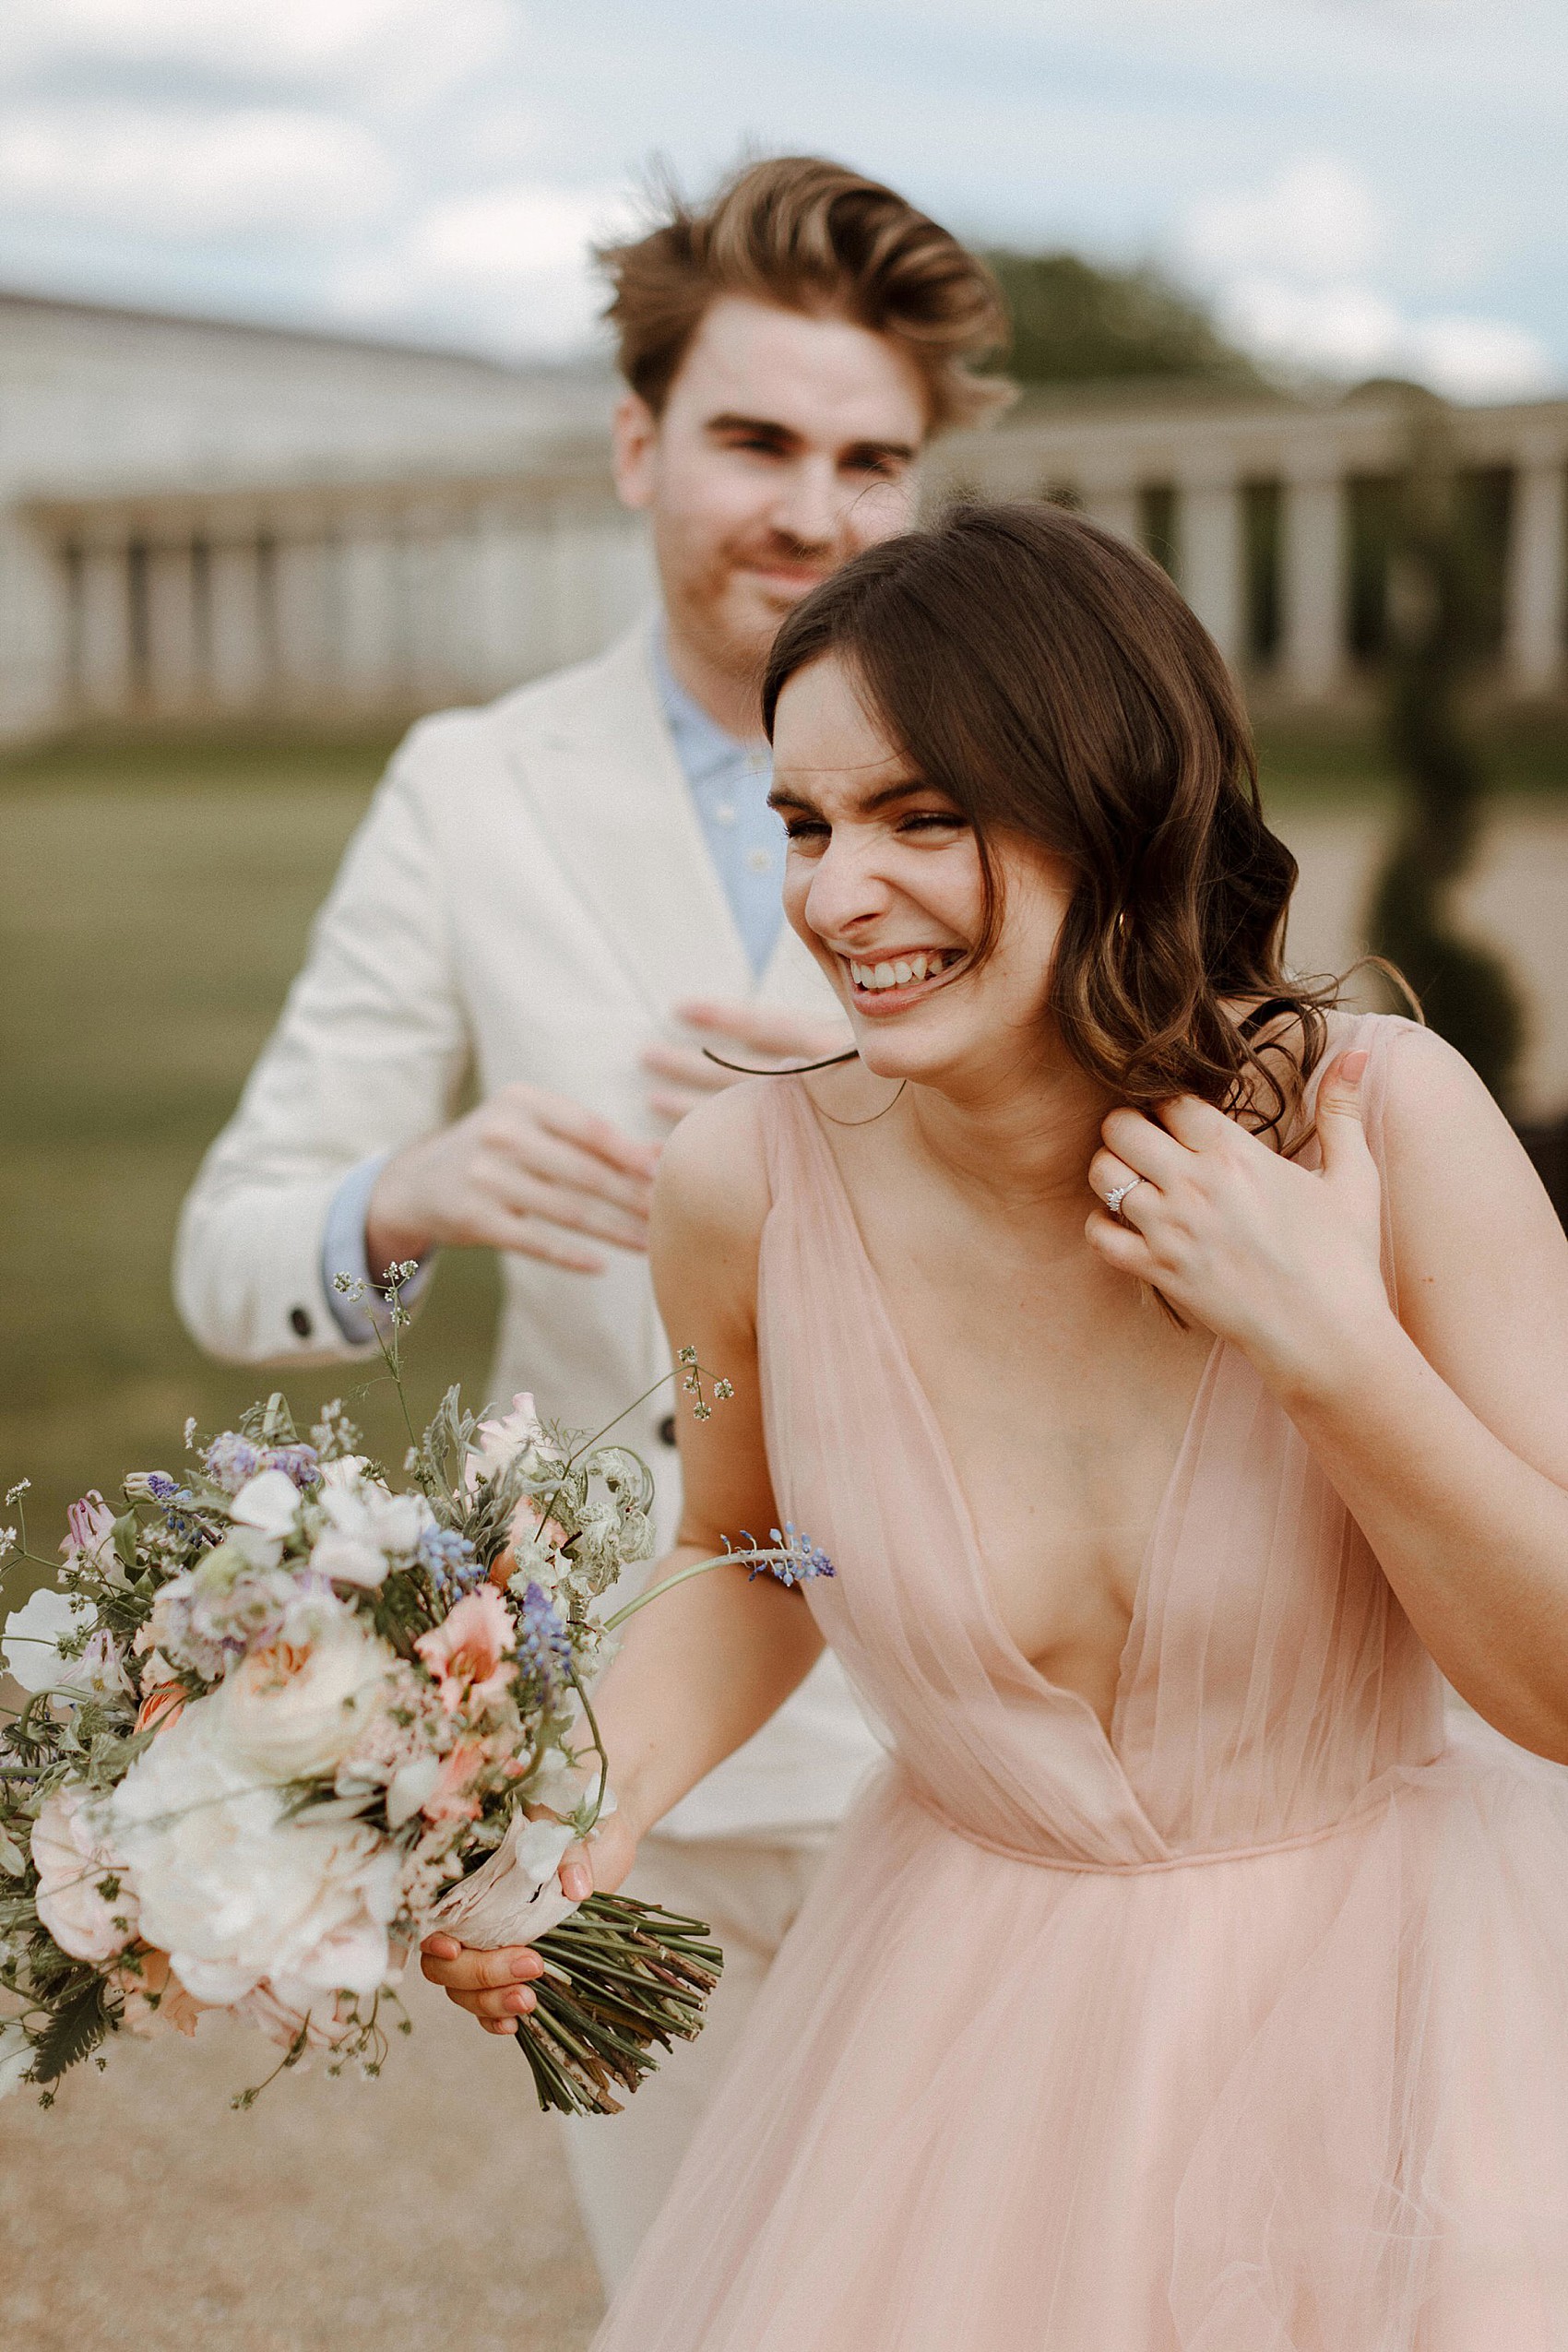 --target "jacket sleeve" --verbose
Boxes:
[172,724,471,1366]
